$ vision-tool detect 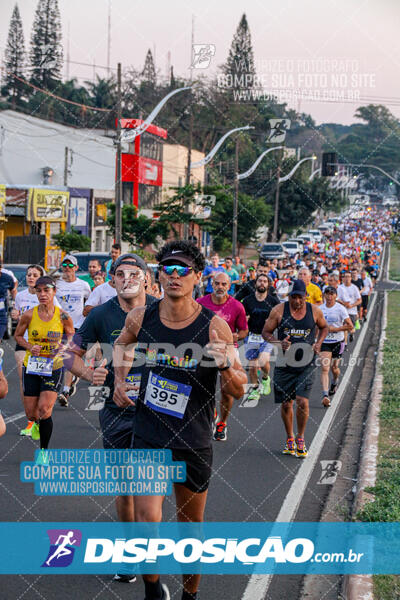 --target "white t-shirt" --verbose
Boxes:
[361,276,373,295]
[85,282,117,307]
[2,268,17,283]
[338,283,361,315]
[15,289,60,341]
[56,278,91,329]
[321,302,350,342]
